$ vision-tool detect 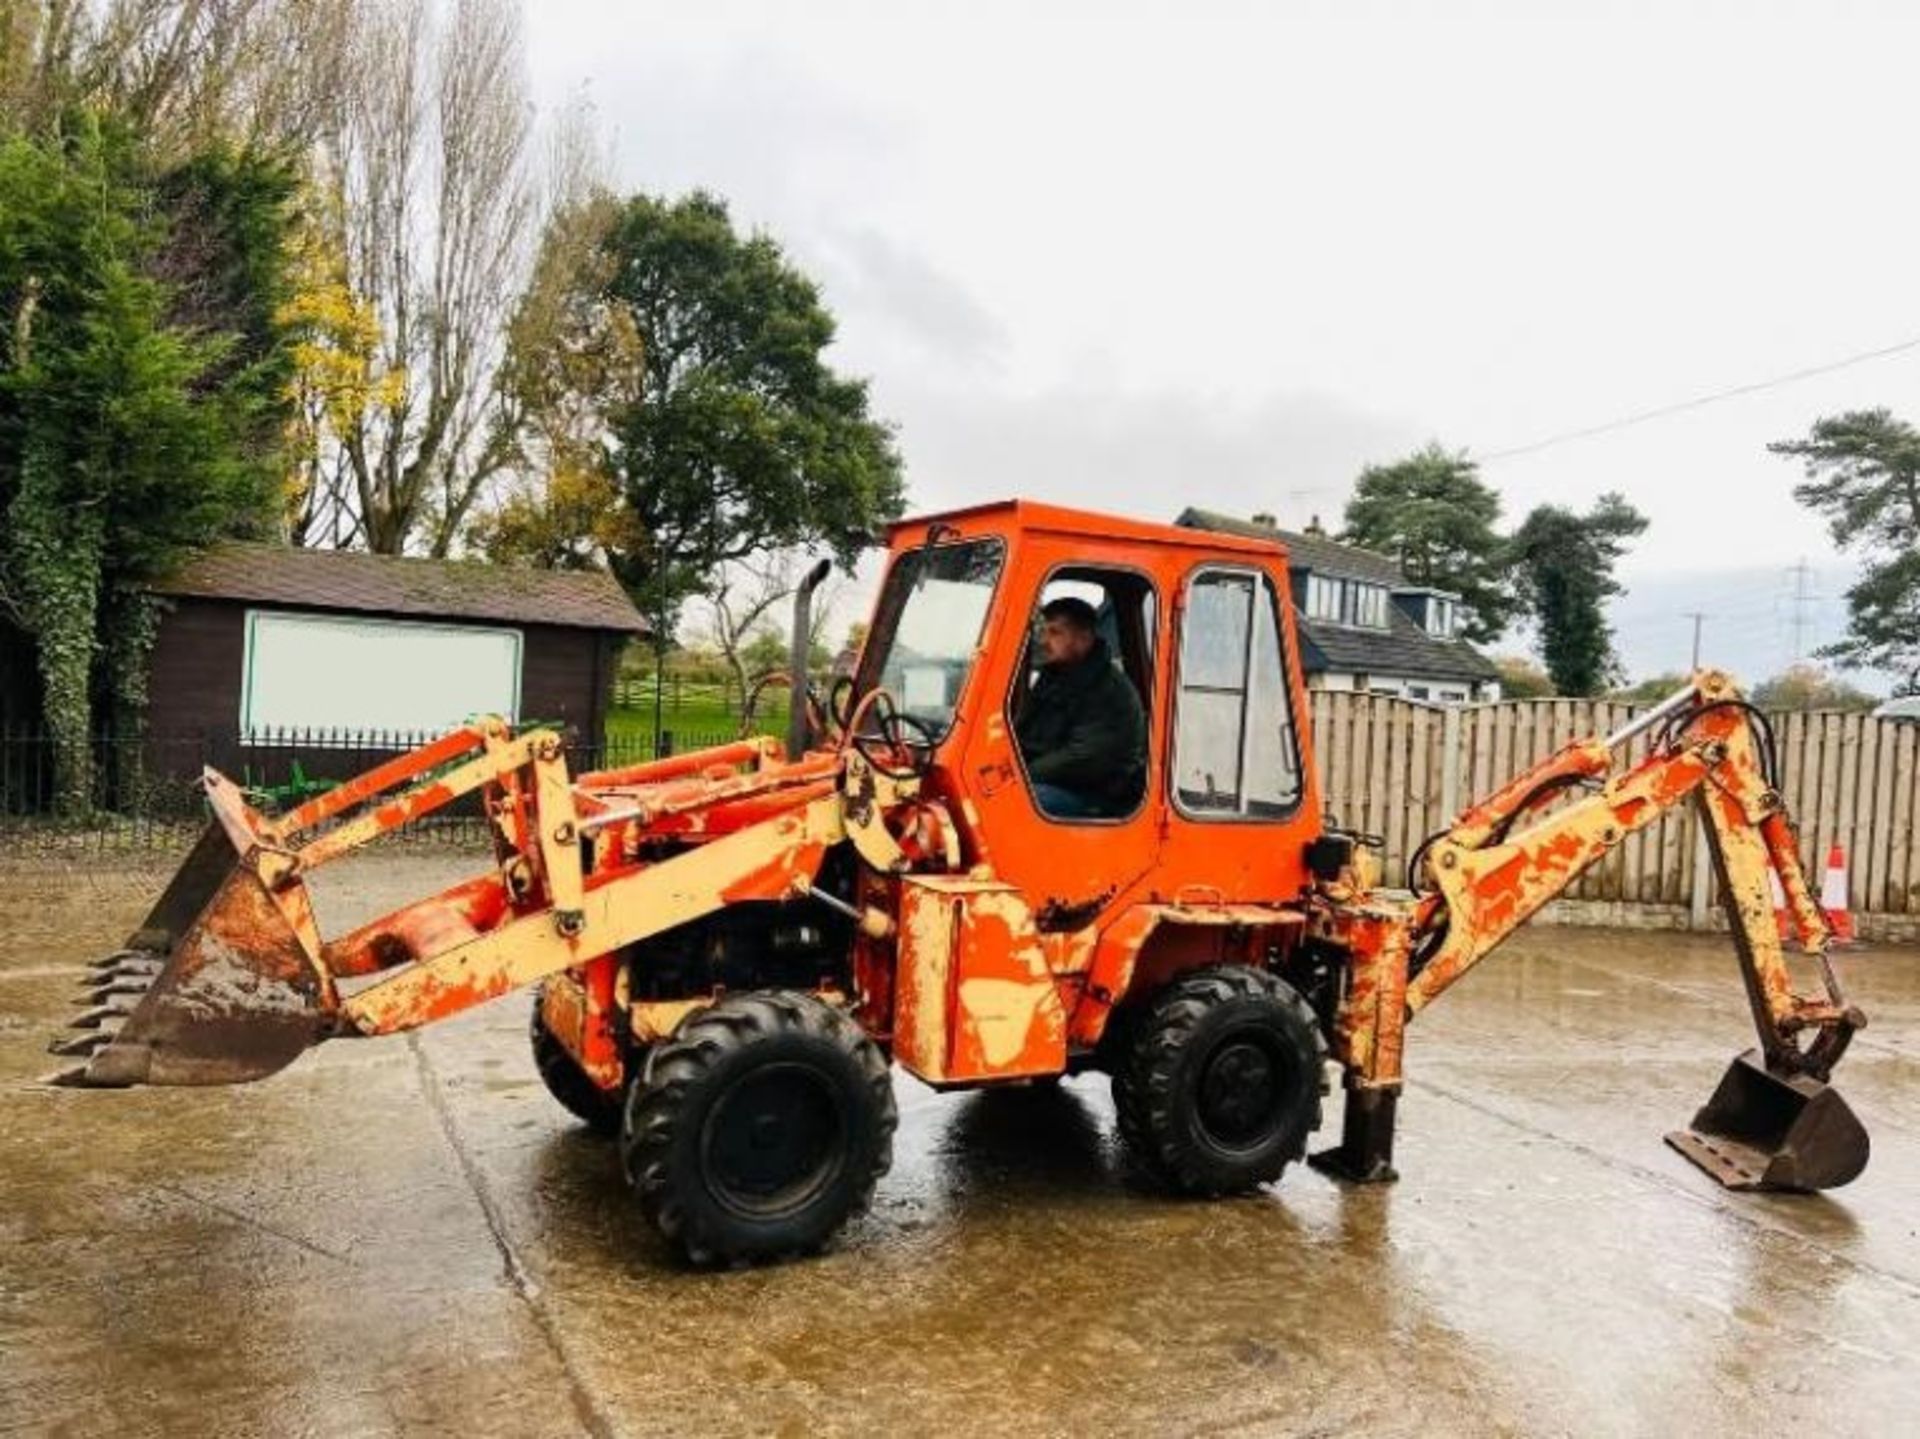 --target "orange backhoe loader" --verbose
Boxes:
[49,501,1869,1264]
